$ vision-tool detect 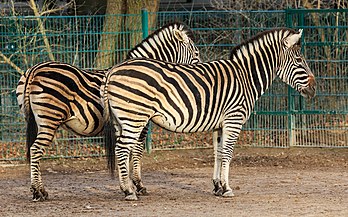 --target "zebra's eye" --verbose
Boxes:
[295,57,302,63]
